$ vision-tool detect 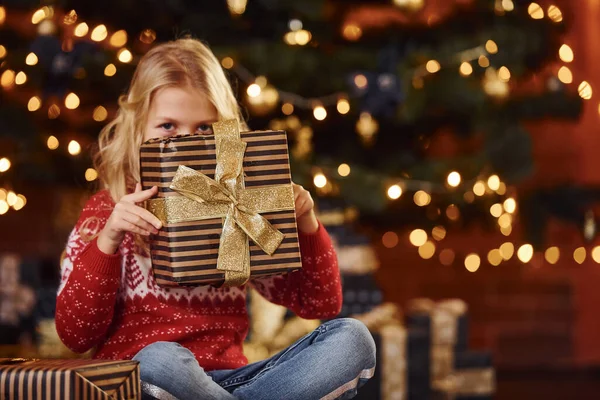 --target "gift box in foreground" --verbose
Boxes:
[0,358,140,399]
[140,120,301,288]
